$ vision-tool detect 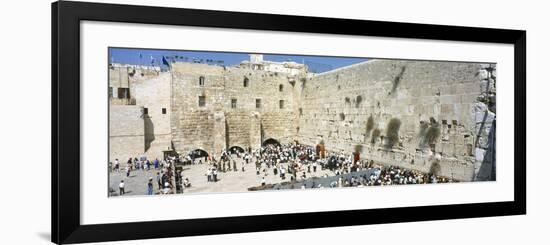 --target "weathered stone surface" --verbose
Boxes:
[293,60,494,181]
[109,105,146,162]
